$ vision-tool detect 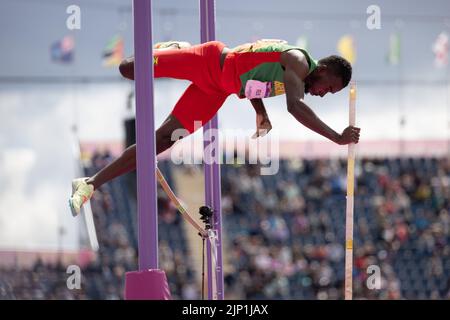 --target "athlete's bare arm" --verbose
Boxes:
[250,98,272,138]
[281,50,360,145]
